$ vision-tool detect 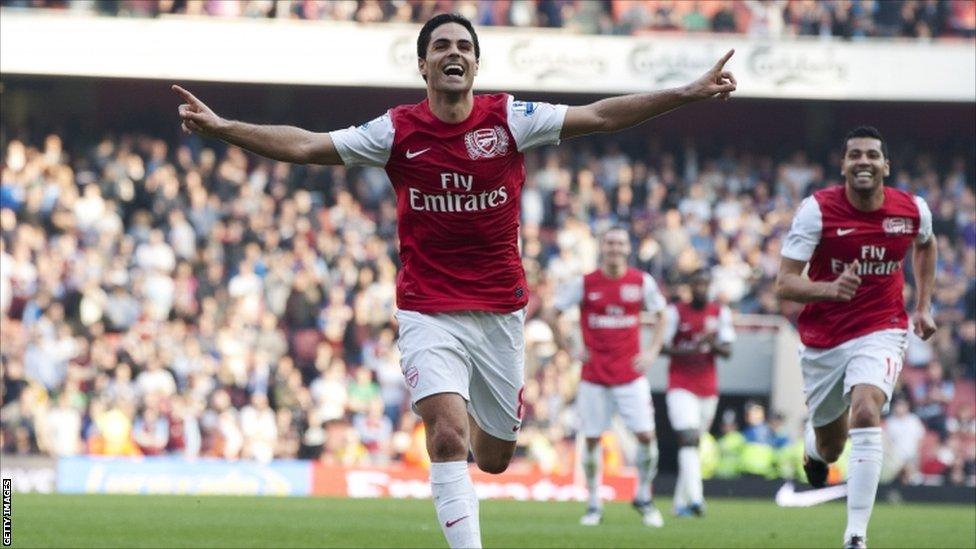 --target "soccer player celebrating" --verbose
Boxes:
[776,127,936,549]
[174,14,736,548]
[554,227,668,528]
[661,268,734,518]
